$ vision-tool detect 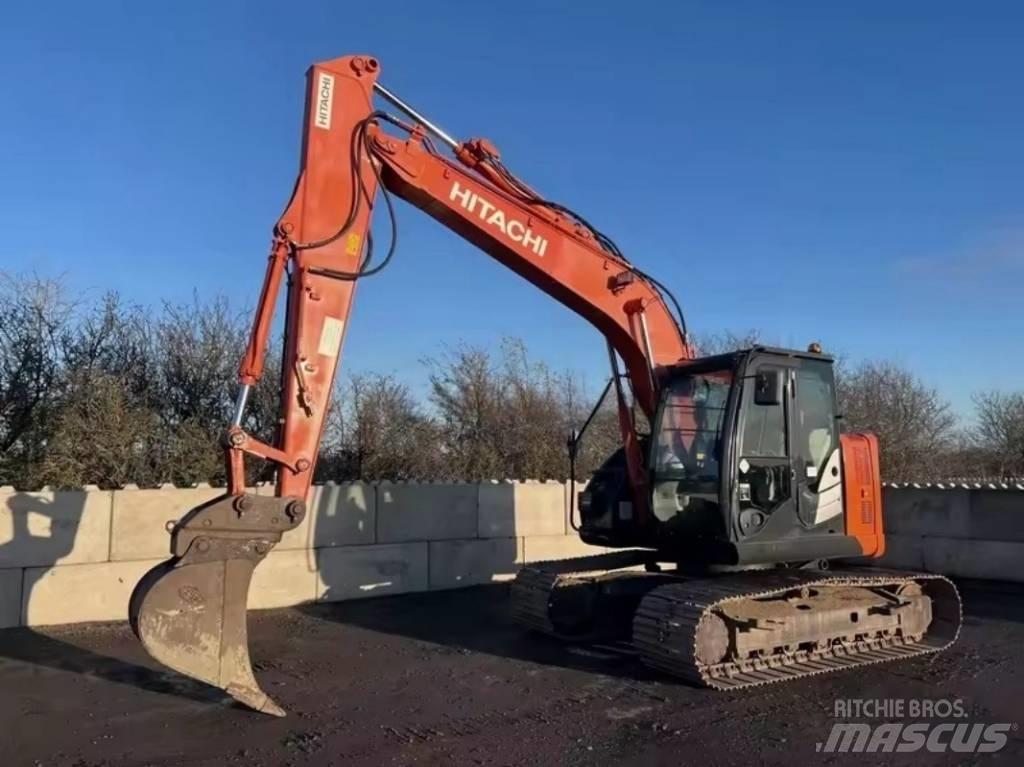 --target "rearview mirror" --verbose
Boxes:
[754,369,783,405]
